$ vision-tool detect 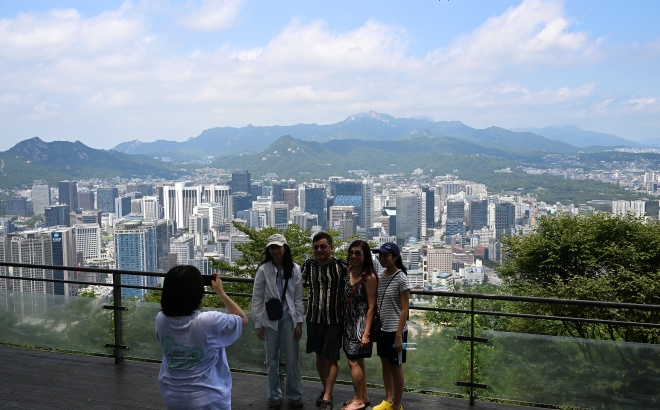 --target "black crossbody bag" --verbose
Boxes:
[265,270,289,321]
